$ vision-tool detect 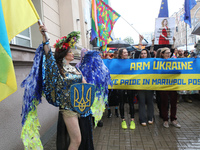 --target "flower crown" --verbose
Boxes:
[53,31,80,52]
